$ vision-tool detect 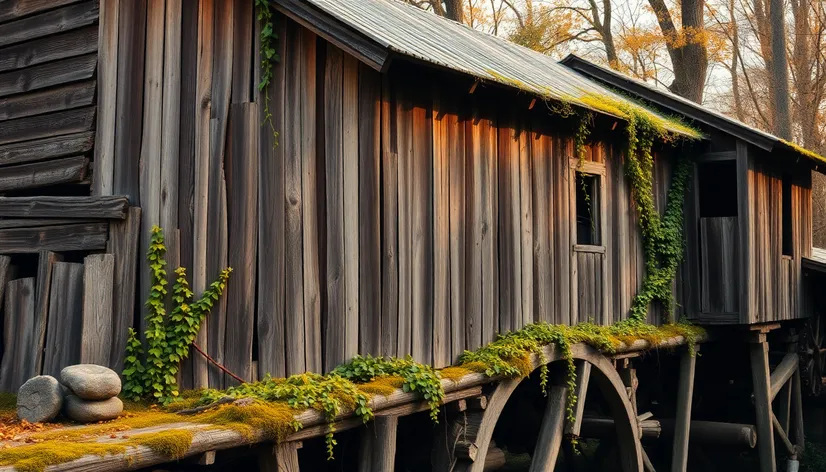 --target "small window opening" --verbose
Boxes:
[698,160,738,217]
[576,172,600,245]
[783,174,793,256]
